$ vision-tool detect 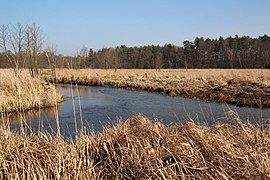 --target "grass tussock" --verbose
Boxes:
[0,114,269,179]
[42,69,270,108]
[0,70,63,113]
